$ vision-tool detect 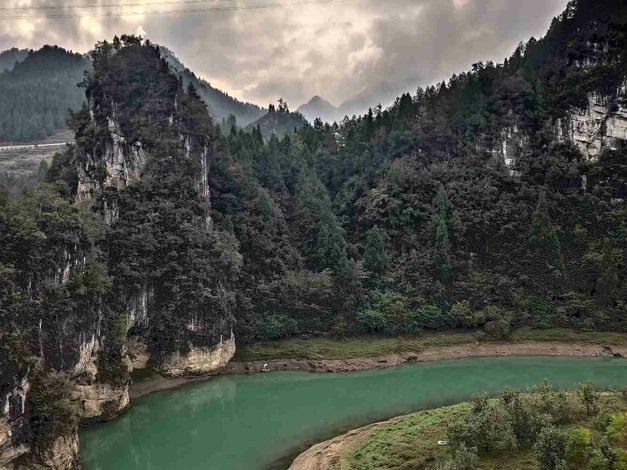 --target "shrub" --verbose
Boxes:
[614,449,627,470]
[356,291,409,334]
[526,295,555,329]
[256,313,299,339]
[482,306,513,339]
[607,412,627,447]
[564,427,591,468]
[408,304,449,330]
[534,426,567,470]
[451,300,479,328]
[448,398,516,456]
[28,370,79,450]
[449,443,479,470]
[500,388,543,447]
[578,382,600,416]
